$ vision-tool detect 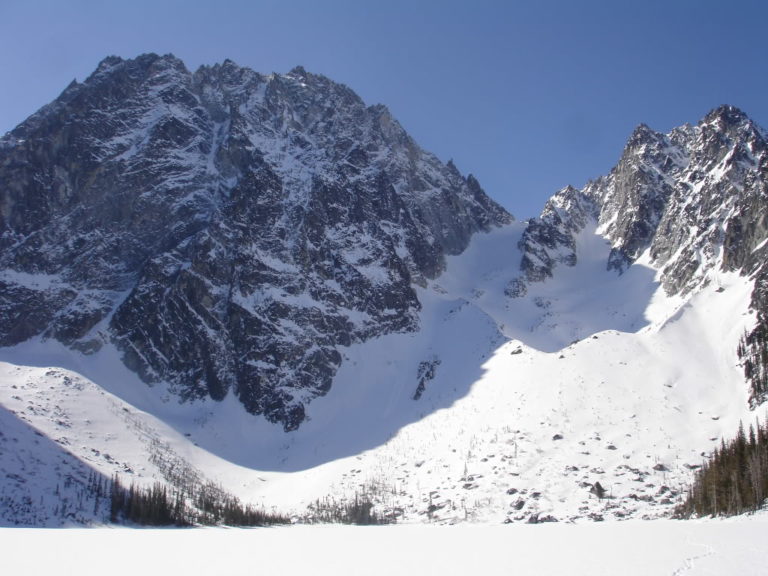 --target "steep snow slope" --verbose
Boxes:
[1,220,762,525]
